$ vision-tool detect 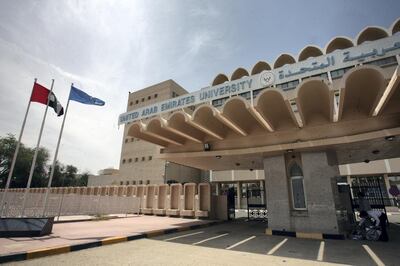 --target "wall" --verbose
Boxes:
[339,158,400,176]
[211,169,264,182]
